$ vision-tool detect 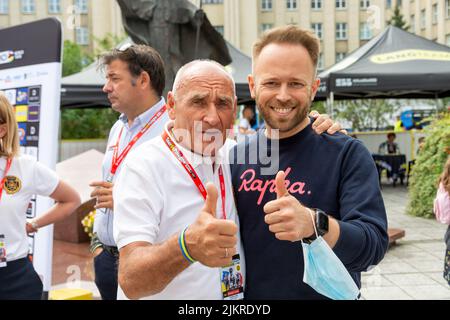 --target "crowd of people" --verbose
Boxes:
[0,24,448,300]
